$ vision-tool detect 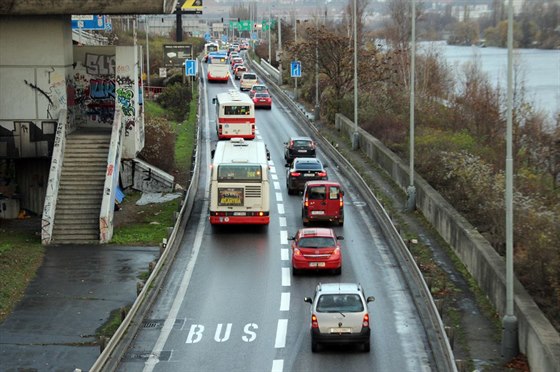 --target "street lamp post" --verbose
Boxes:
[501,0,519,361]
[146,16,150,89]
[268,4,272,63]
[314,5,320,121]
[278,16,282,85]
[351,0,359,150]
[405,0,417,212]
